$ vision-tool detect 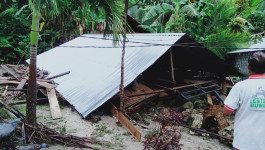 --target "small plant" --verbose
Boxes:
[154,105,160,112]
[145,128,159,139]
[103,142,112,148]
[134,113,141,120]
[92,123,112,137]
[59,125,66,134]
[113,133,124,149]
[0,88,5,94]
[122,131,131,136]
